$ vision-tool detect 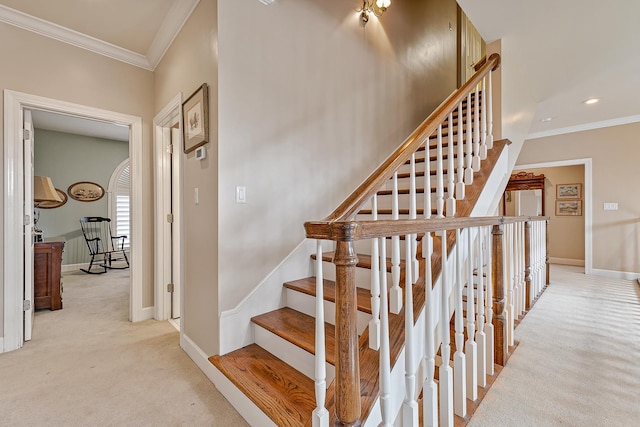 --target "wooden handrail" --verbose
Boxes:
[319,53,501,223]
[305,215,547,242]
